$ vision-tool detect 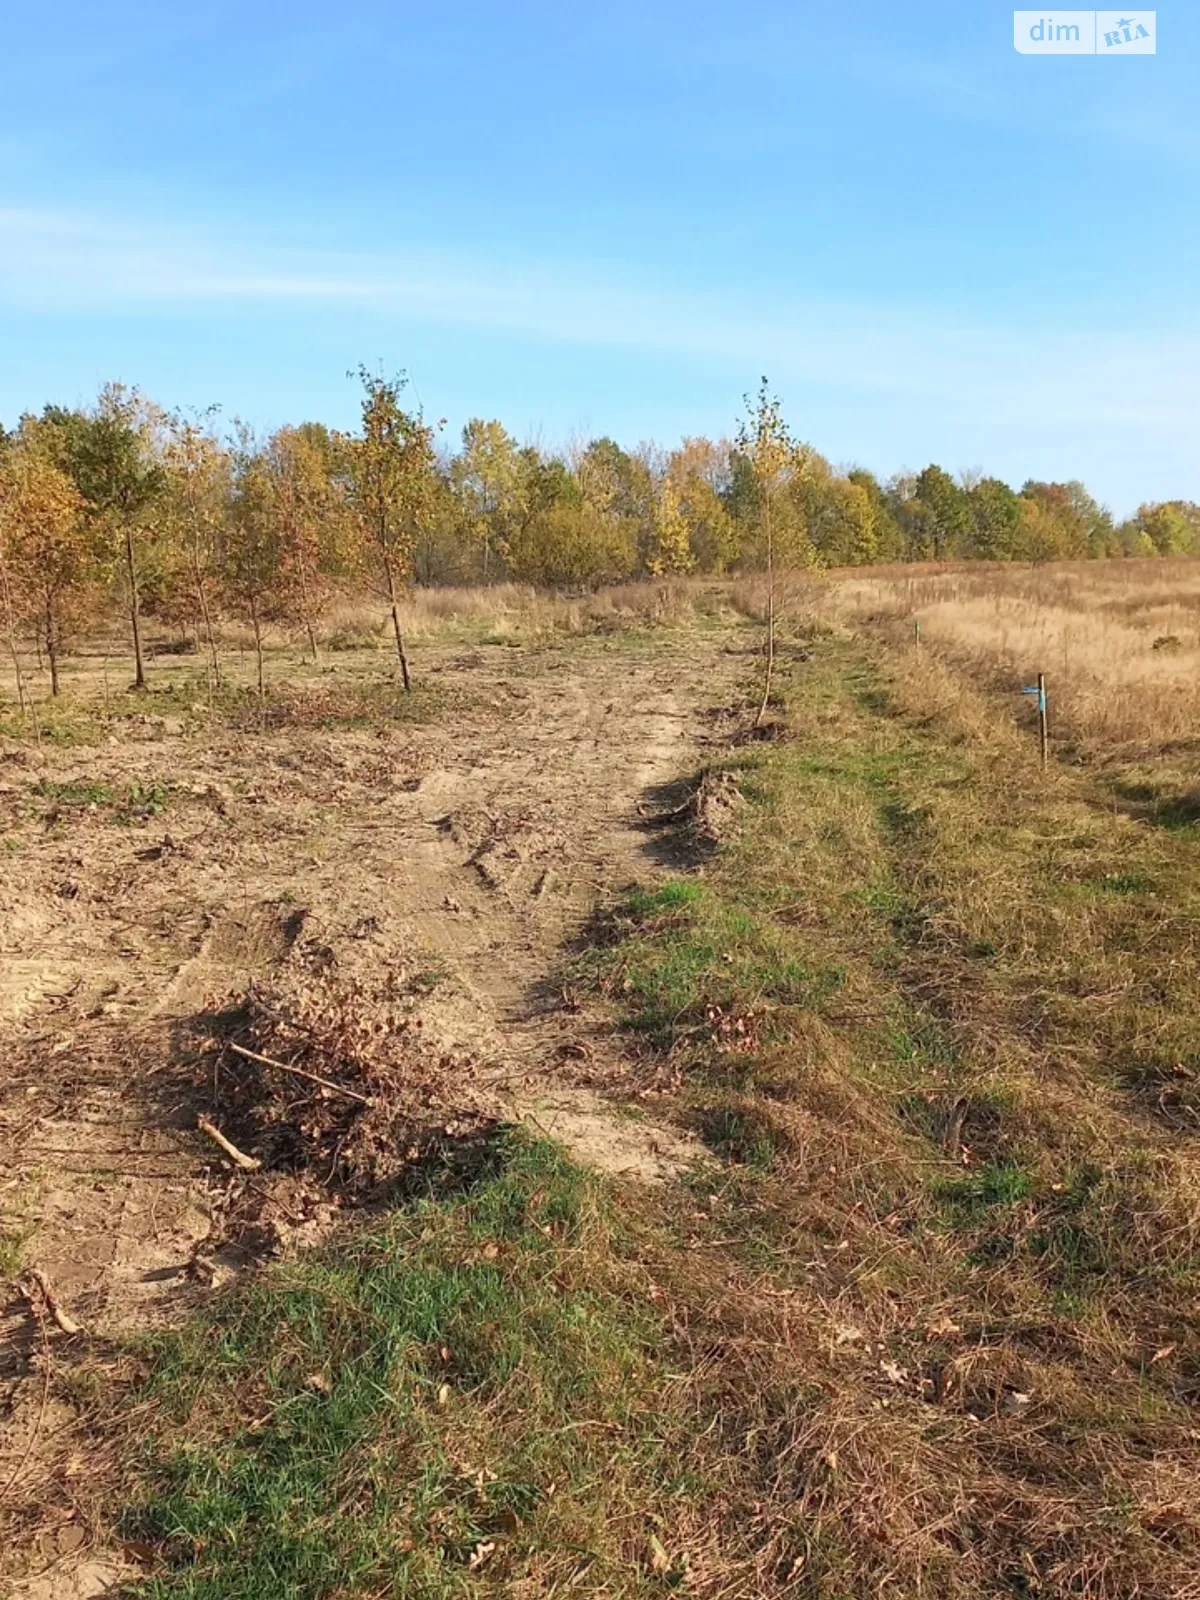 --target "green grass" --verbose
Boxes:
[585,879,842,1047]
[0,1171,44,1280]
[935,1159,1035,1215]
[119,1133,705,1599]
[0,1229,31,1279]
[31,777,172,823]
[33,778,117,807]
